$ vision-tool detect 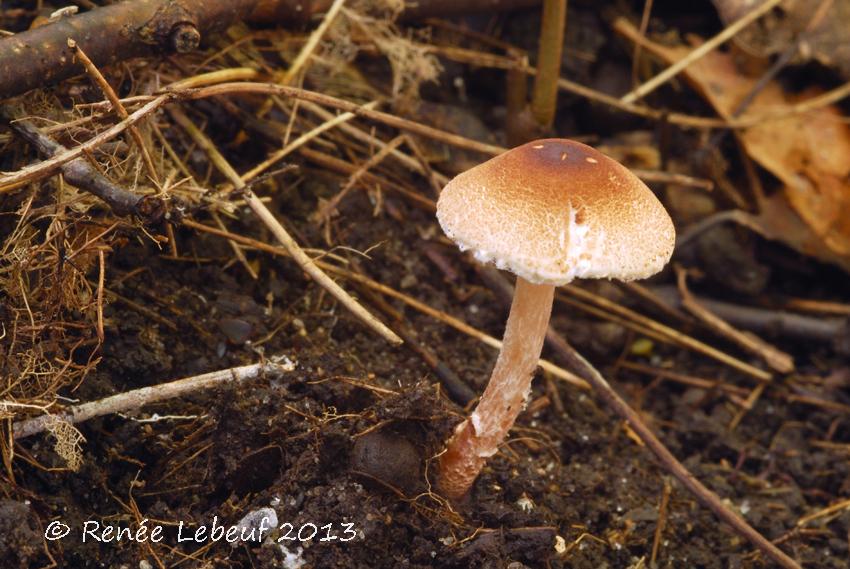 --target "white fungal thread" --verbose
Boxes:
[470,412,483,435]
